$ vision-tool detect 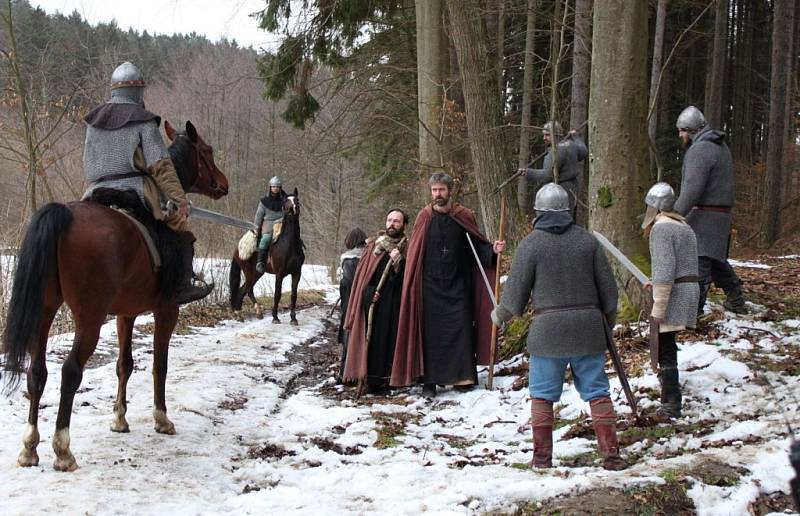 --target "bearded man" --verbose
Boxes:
[343,209,409,393]
[392,172,505,398]
[673,106,746,315]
